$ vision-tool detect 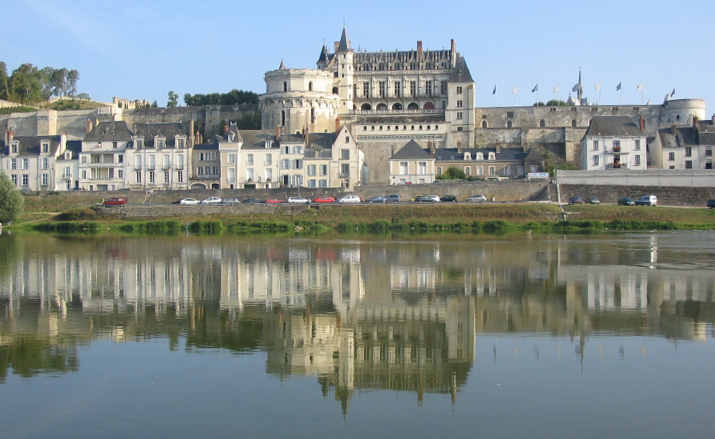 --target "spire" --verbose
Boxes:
[577,67,583,100]
[337,25,351,52]
[317,43,329,63]
[279,59,285,70]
